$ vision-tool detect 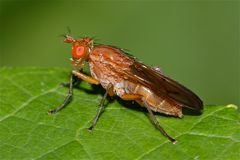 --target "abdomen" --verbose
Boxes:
[122,80,182,117]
